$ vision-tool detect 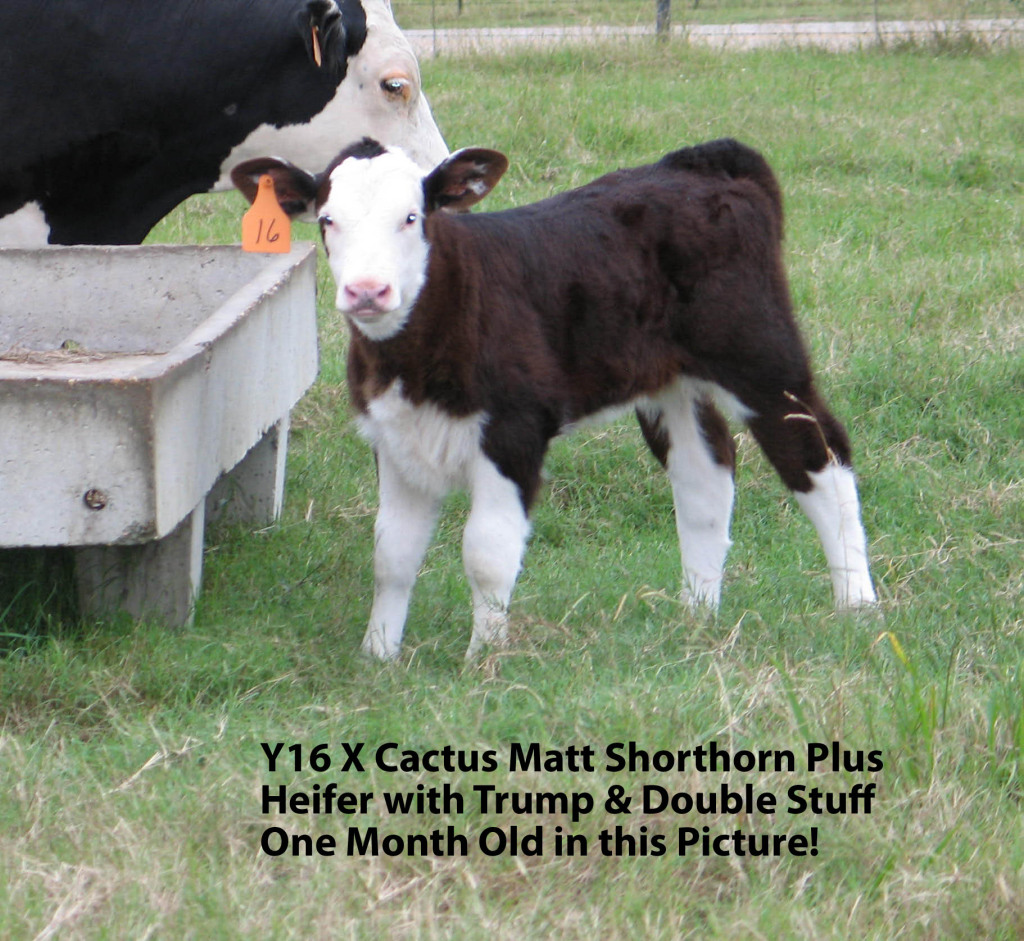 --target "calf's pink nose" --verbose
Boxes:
[343,280,393,309]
